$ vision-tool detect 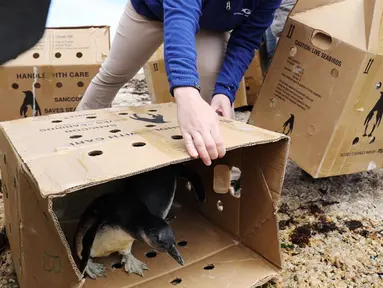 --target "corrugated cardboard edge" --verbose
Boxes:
[45,25,111,30]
